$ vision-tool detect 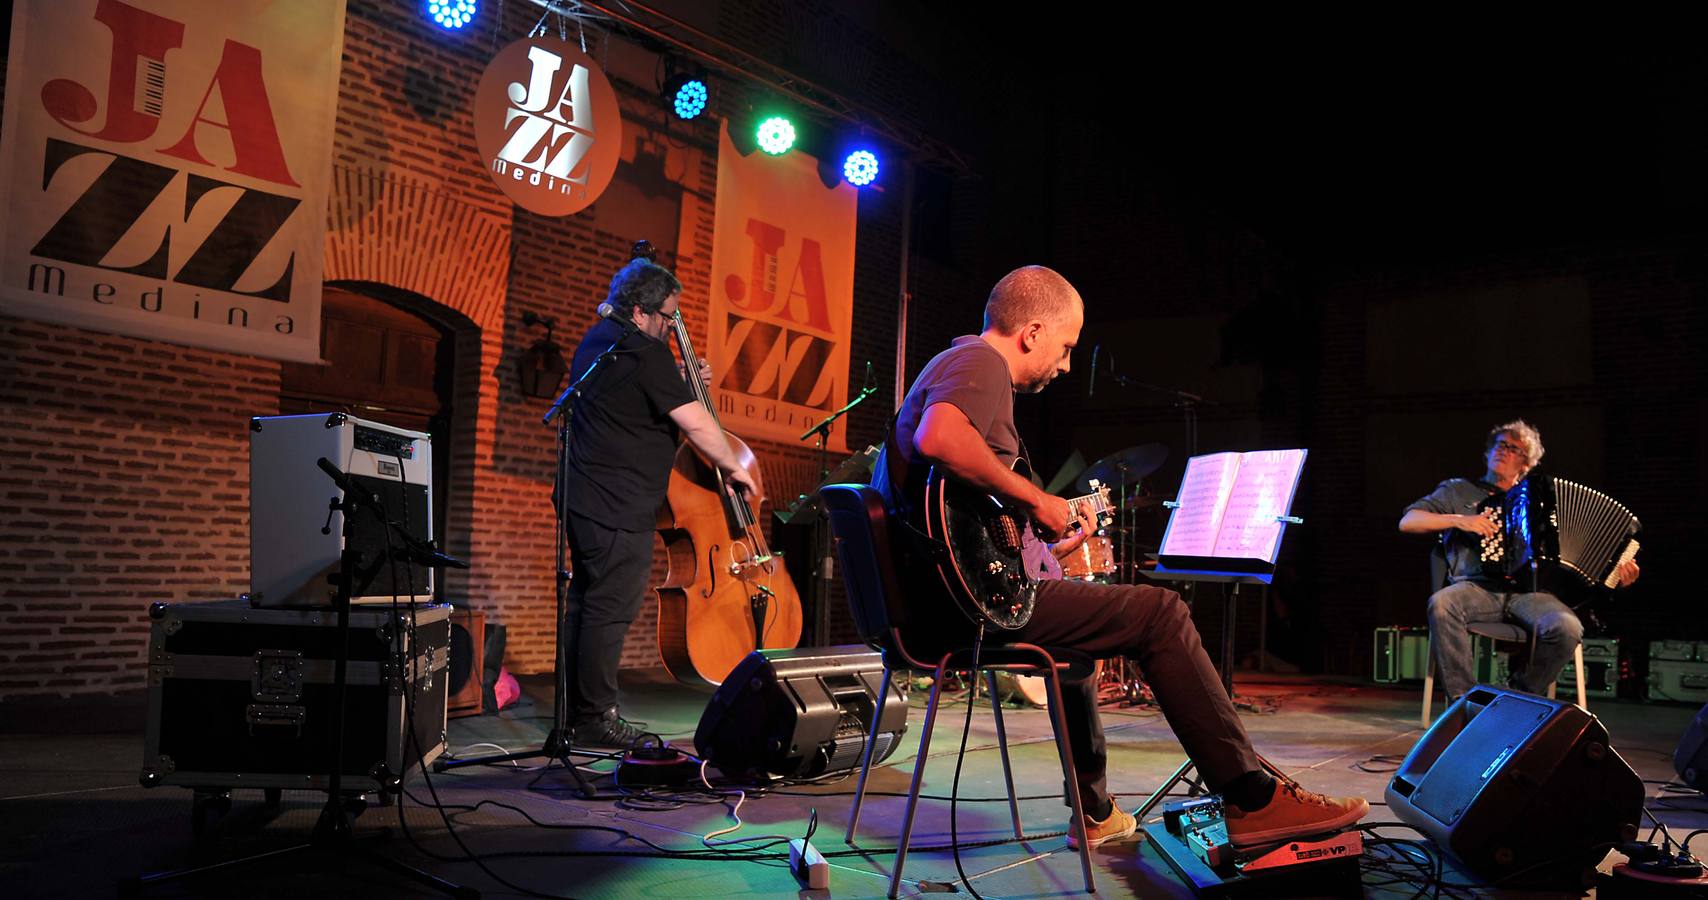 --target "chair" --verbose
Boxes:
[1420,541,1585,726]
[819,484,1096,898]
